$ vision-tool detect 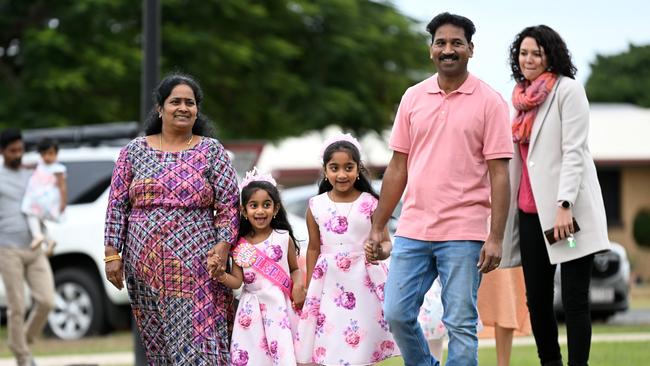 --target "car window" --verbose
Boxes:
[286,199,309,218]
[63,161,115,204]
